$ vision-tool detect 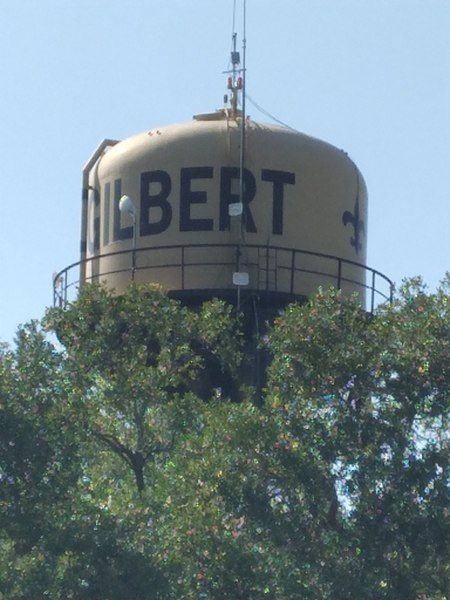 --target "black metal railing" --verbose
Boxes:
[53,243,394,313]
